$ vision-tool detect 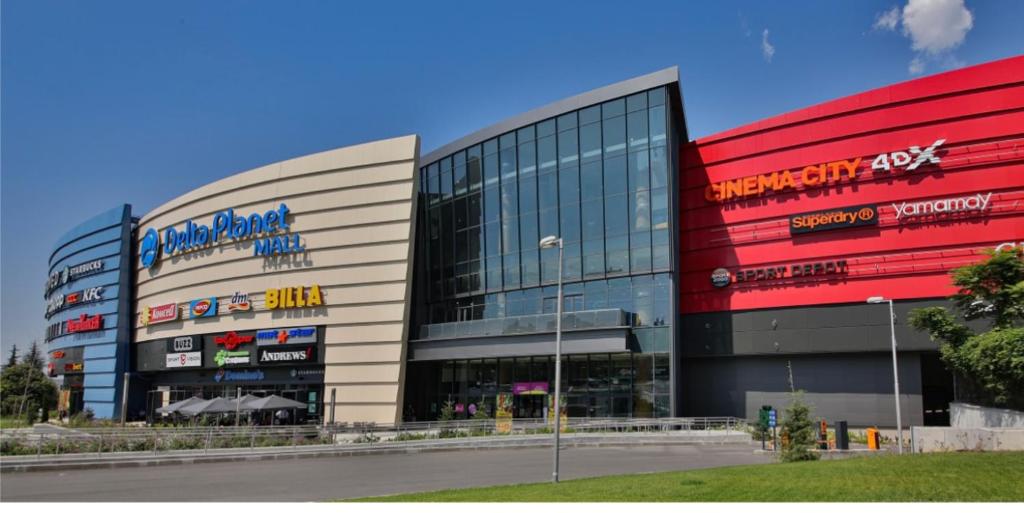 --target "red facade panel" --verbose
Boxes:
[680,55,1024,314]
